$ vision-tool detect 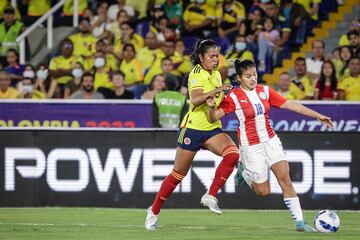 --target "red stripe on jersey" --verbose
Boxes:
[256,86,276,139]
[238,92,260,145]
